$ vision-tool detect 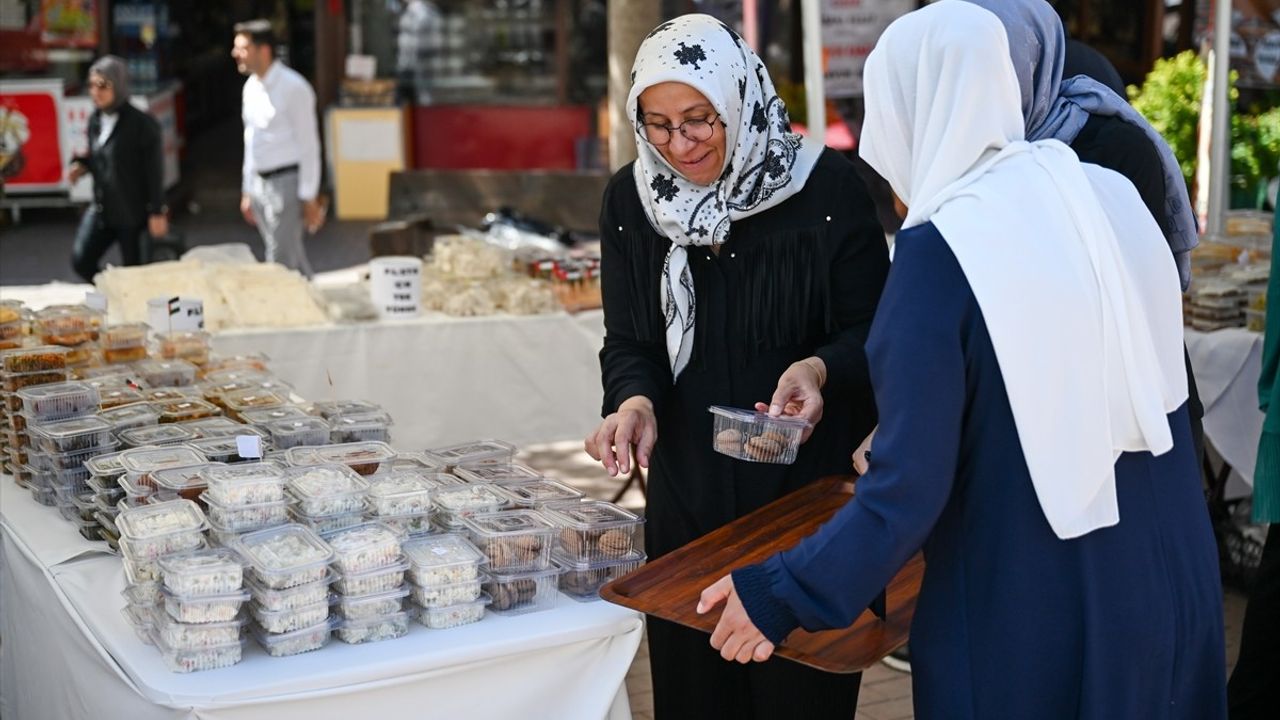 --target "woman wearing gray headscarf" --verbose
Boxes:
[67,55,167,282]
